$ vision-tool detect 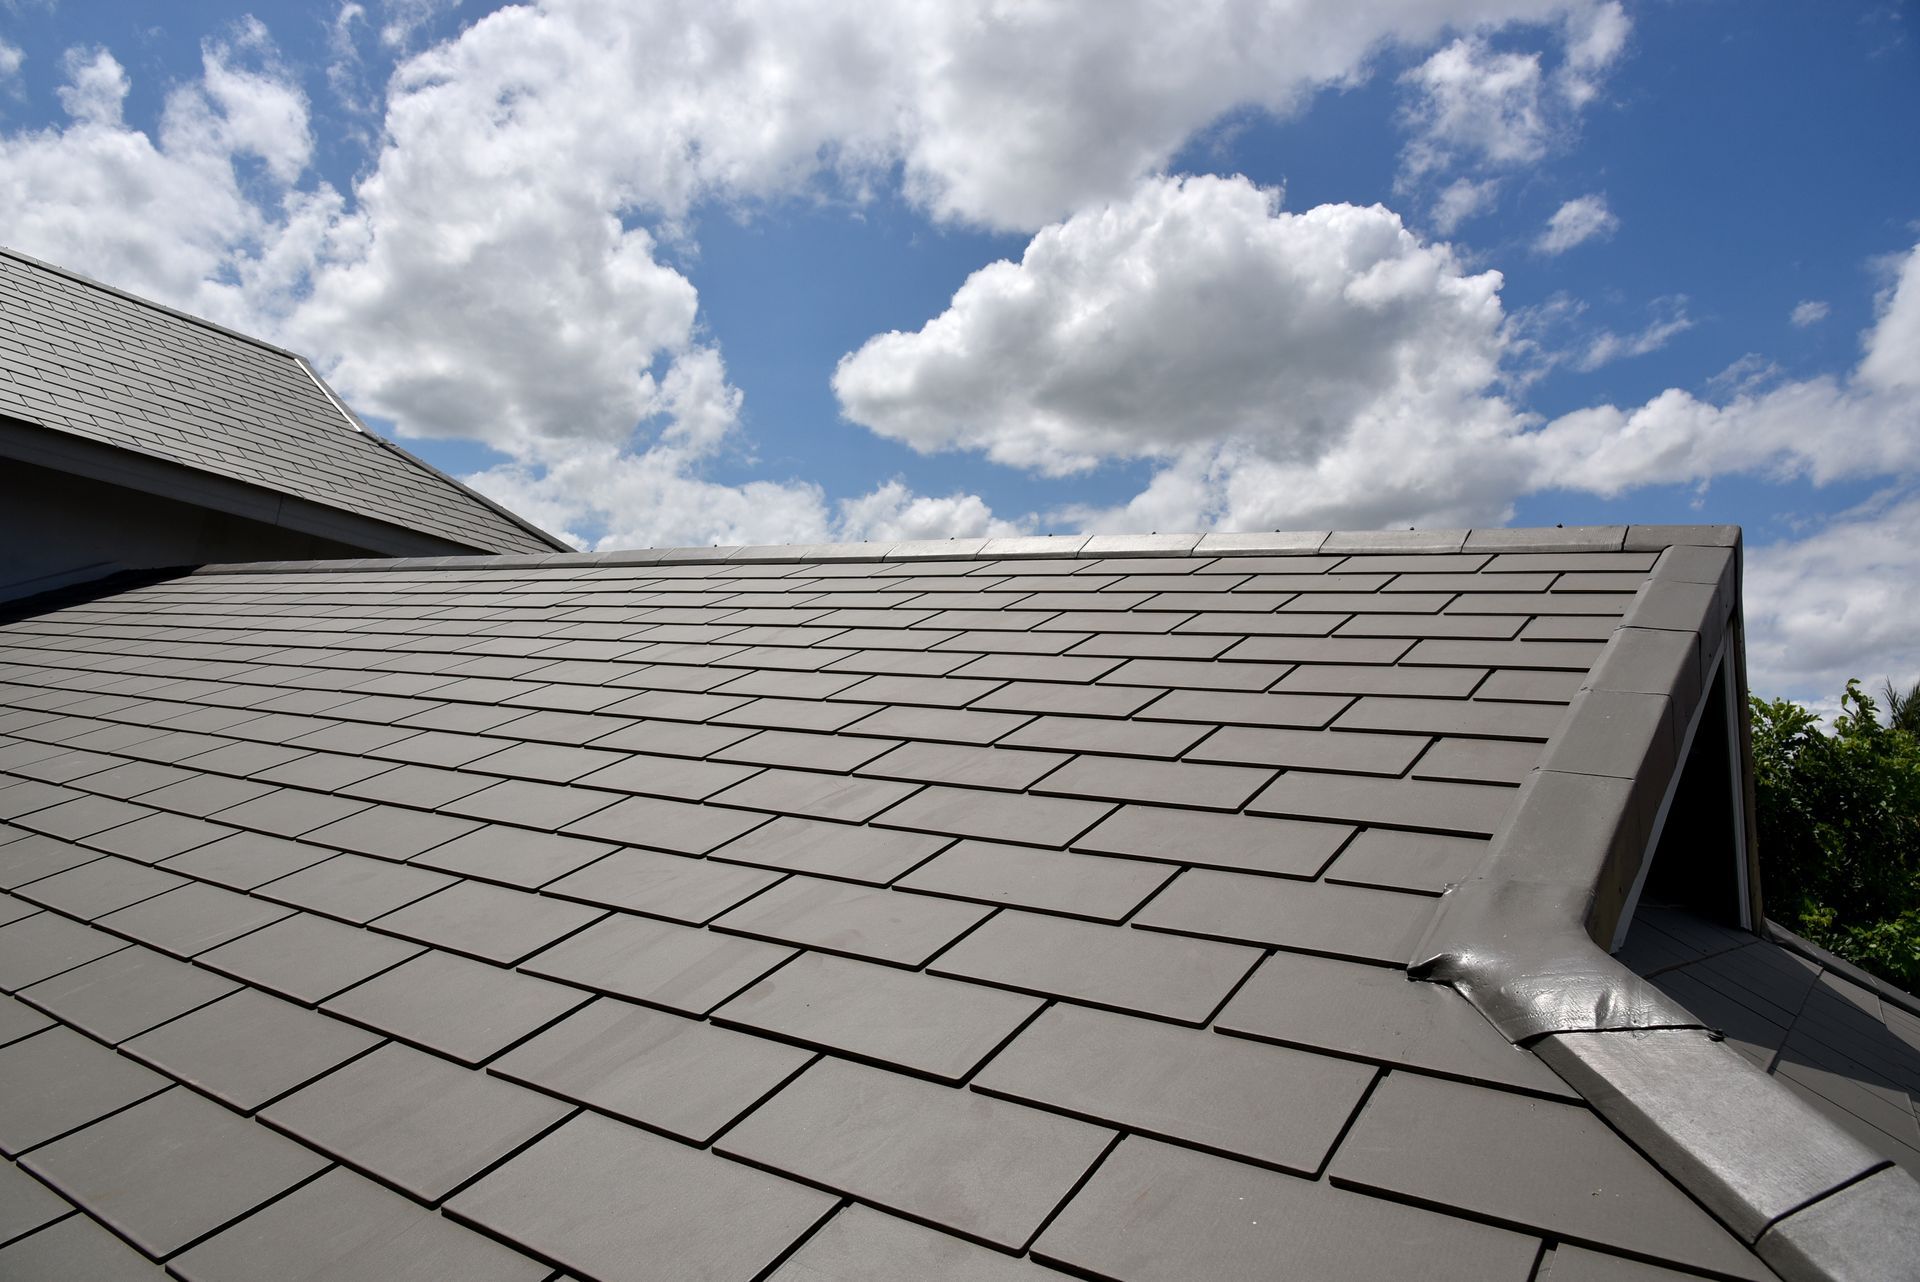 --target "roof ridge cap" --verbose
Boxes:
[184,524,1735,575]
